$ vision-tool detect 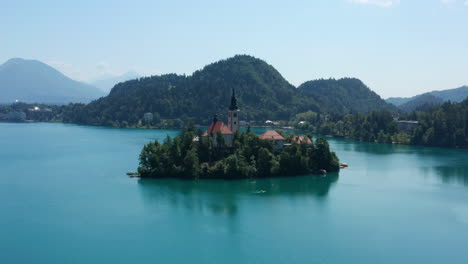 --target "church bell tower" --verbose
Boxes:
[228,89,240,133]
